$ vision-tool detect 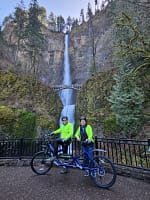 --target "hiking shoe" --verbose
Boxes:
[60,167,68,174]
[53,160,60,166]
[84,170,90,177]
